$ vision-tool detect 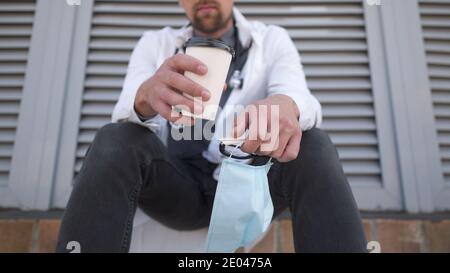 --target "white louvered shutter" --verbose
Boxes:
[0,0,36,187]
[75,0,382,189]
[419,0,450,185]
